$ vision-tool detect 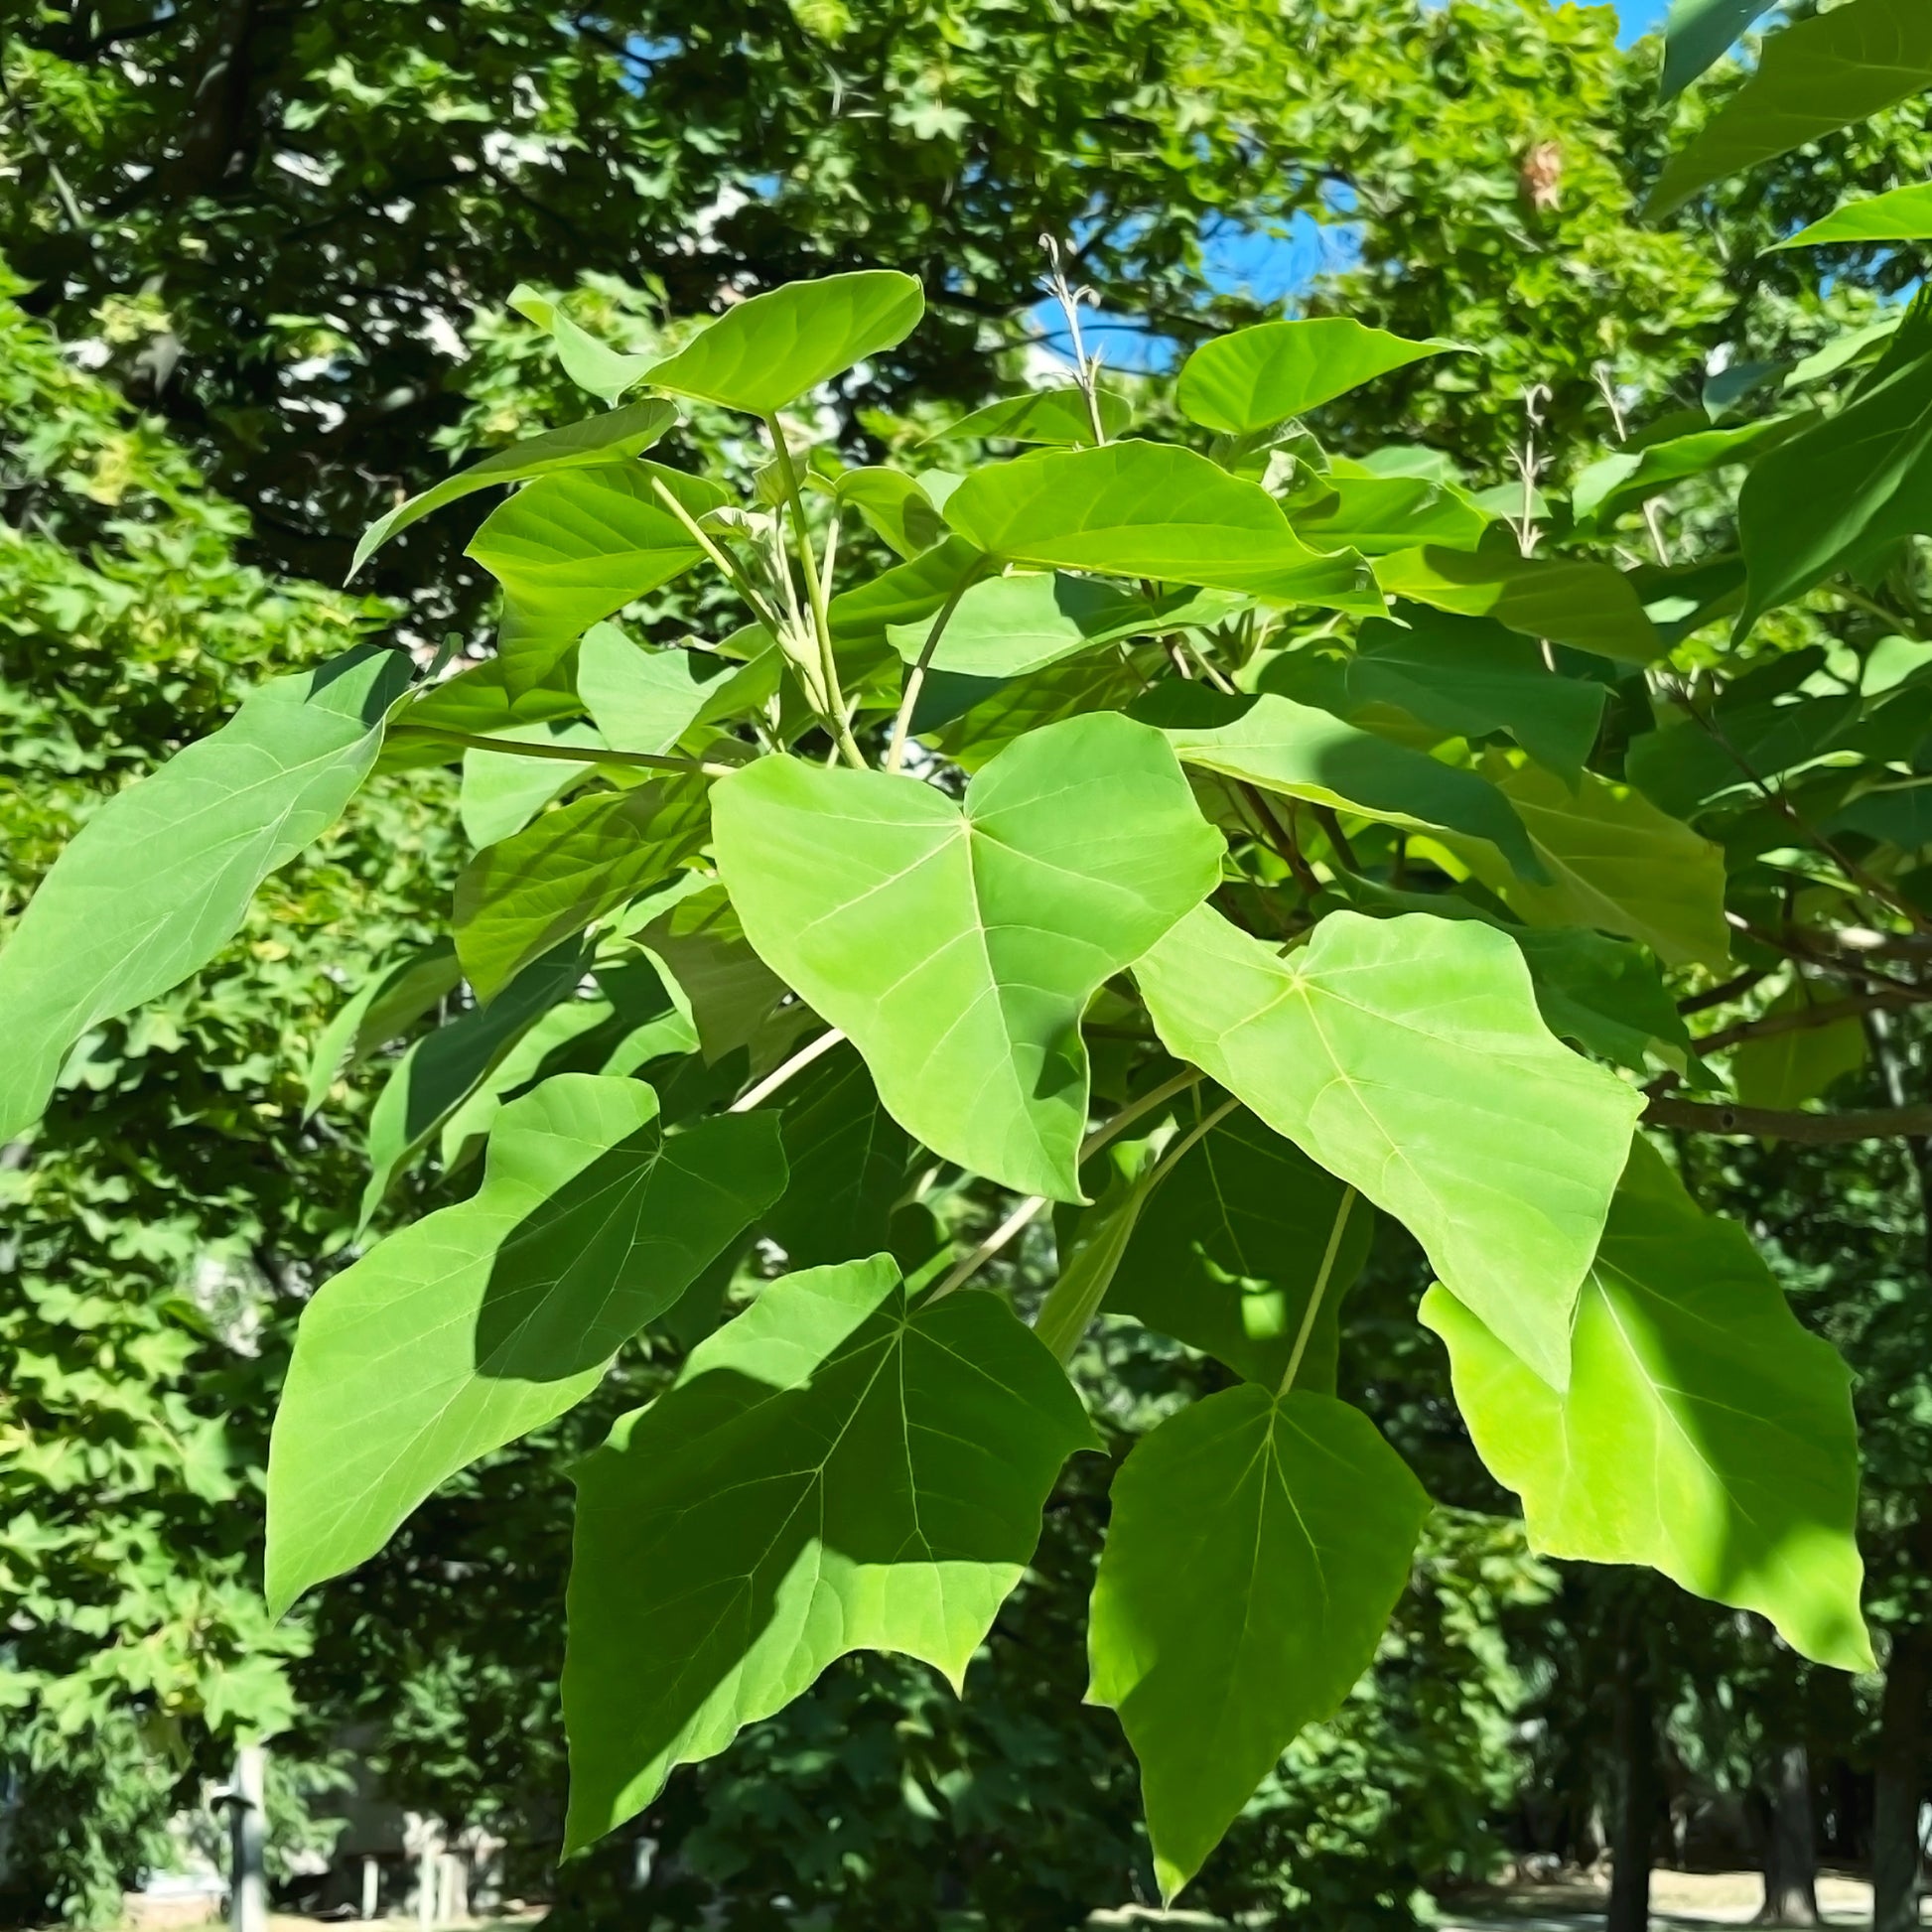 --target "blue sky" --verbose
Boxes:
[1034,0,1682,367]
